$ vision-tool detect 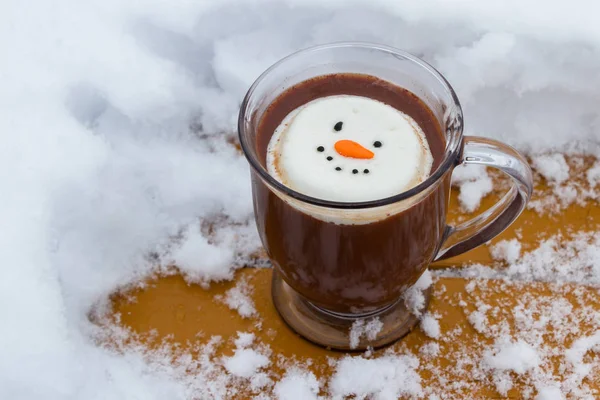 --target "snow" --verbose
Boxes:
[565,332,600,366]
[565,332,600,383]
[419,342,440,359]
[532,154,571,184]
[490,239,522,264]
[441,232,600,285]
[483,339,541,375]
[223,348,270,379]
[467,310,489,334]
[420,313,441,340]
[349,317,383,349]
[215,277,257,318]
[587,161,600,187]
[451,164,494,213]
[274,369,321,400]
[222,332,270,378]
[234,332,256,349]
[2,0,600,398]
[535,386,565,400]
[329,354,423,399]
[170,227,236,286]
[430,276,600,398]
[403,269,433,316]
